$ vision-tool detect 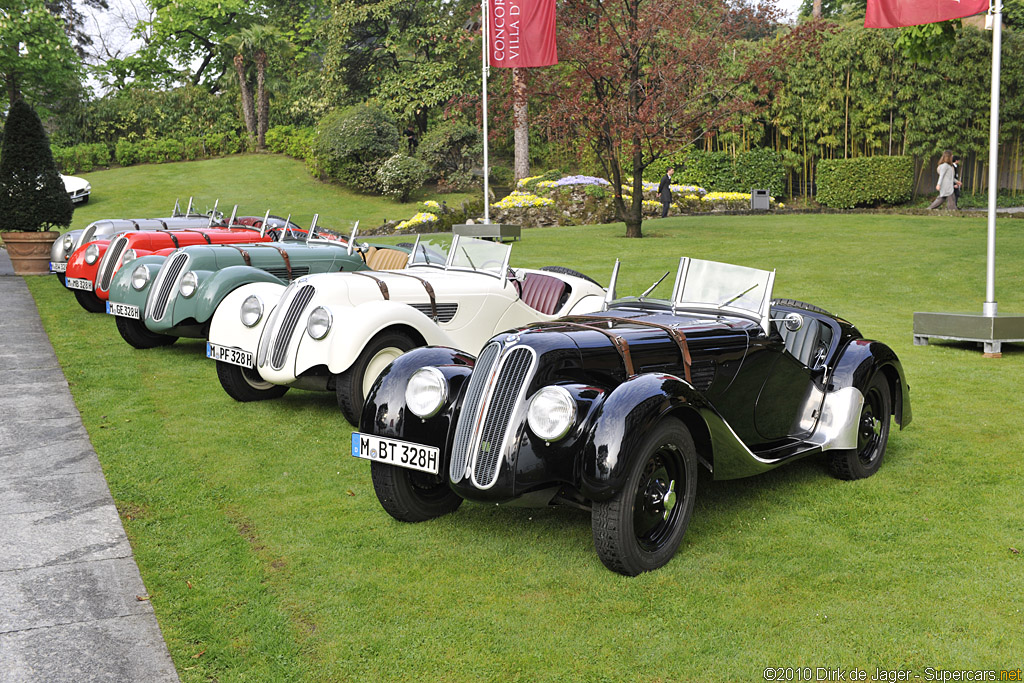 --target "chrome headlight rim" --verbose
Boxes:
[179,271,198,298]
[121,248,137,267]
[527,385,577,442]
[306,305,332,340]
[240,294,264,328]
[405,366,448,419]
[62,234,74,250]
[84,243,100,265]
[131,264,151,291]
